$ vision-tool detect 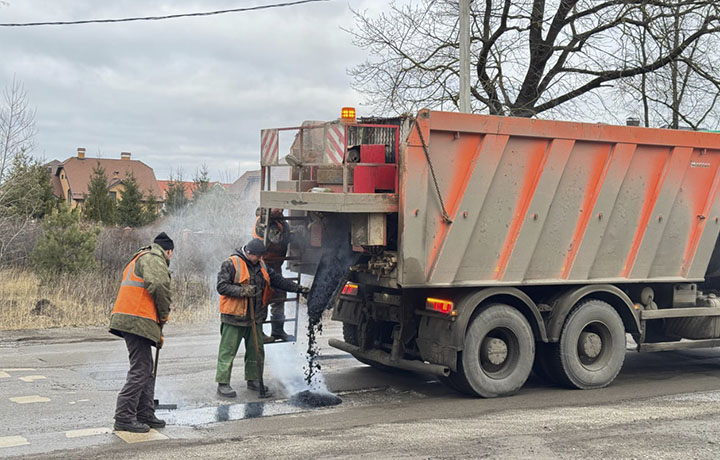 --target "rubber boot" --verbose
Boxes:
[246,380,273,396]
[262,333,275,344]
[114,420,150,433]
[271,314,291,342]
[217,383,237,398]
[138,414,166,428]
